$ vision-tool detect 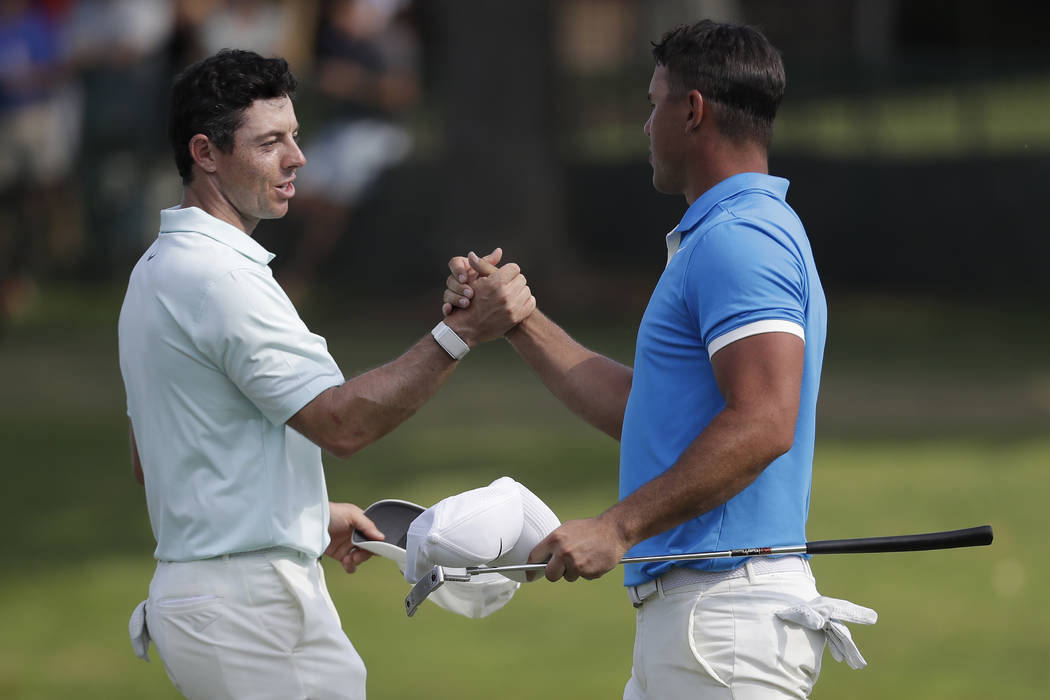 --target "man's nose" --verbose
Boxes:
[288,141,306,169]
